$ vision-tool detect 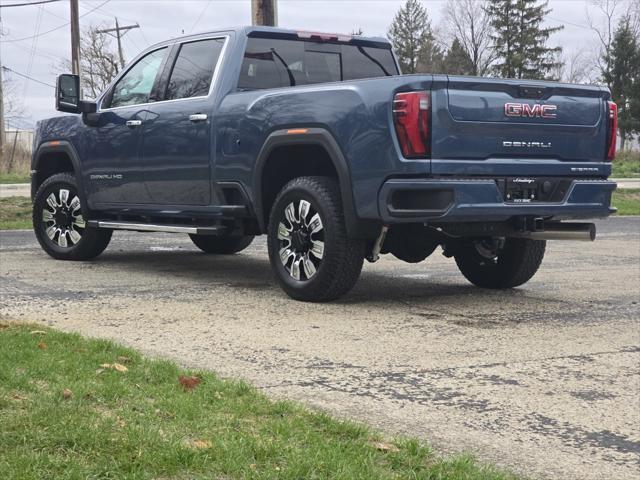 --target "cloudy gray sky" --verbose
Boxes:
[0,0,631,128]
